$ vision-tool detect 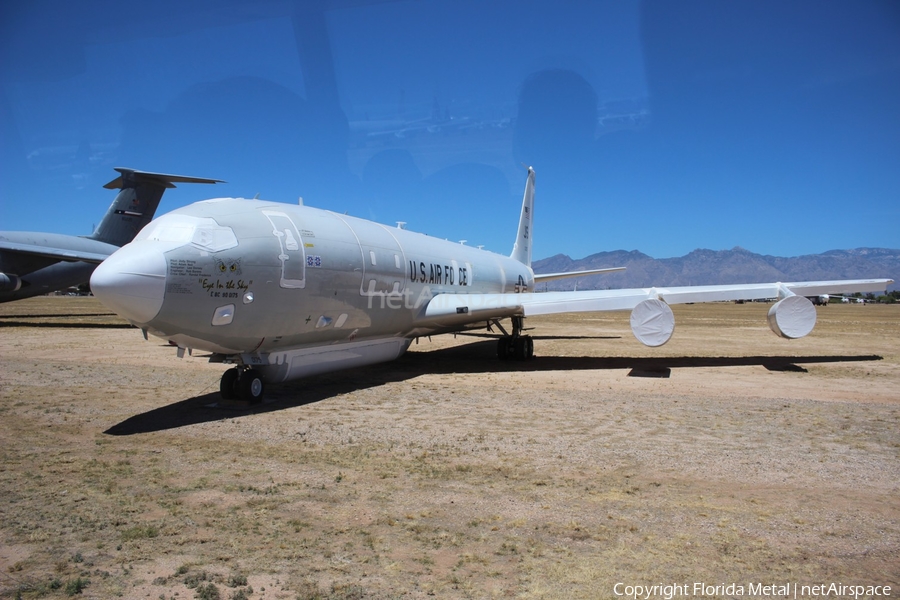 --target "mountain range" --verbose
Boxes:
[533,248,899,292]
